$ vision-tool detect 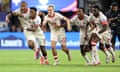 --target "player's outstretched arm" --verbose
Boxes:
[63,17,71,31]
